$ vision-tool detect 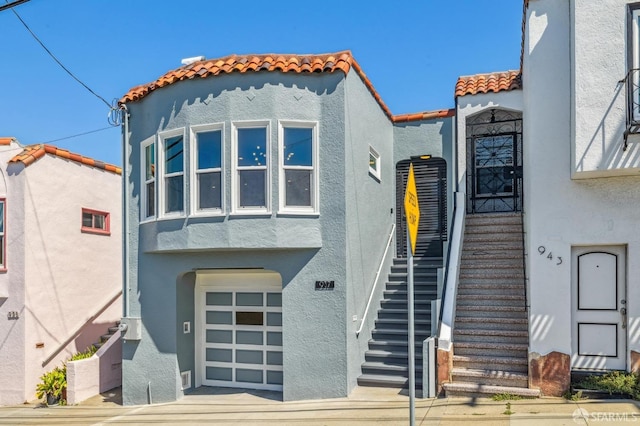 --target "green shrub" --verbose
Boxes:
[35,366,66,405]
[578,371,640,399]
[69,345,97,361]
